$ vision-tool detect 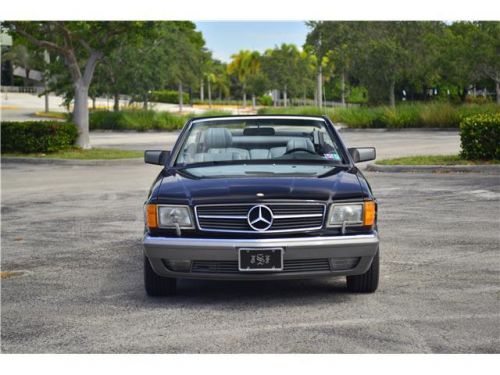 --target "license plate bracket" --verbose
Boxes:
[238,248,284,272]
